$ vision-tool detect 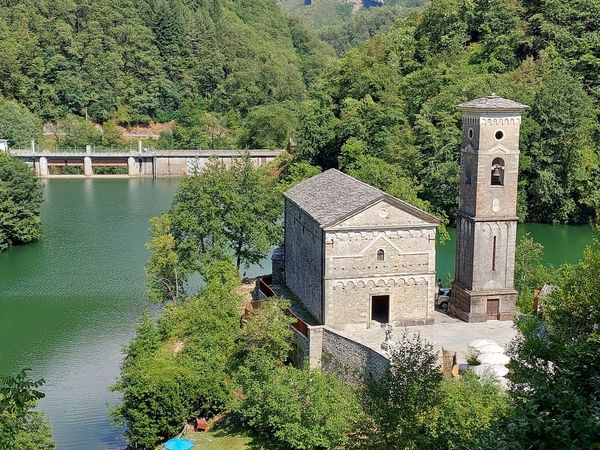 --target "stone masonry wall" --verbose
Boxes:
[284,200,323,322]
[297,324,389,385]
[321,327,389,384]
